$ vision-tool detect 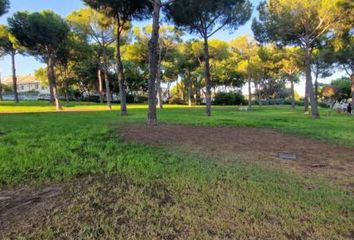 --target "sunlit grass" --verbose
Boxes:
[0,100,193,112]
[1,101,354,145]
